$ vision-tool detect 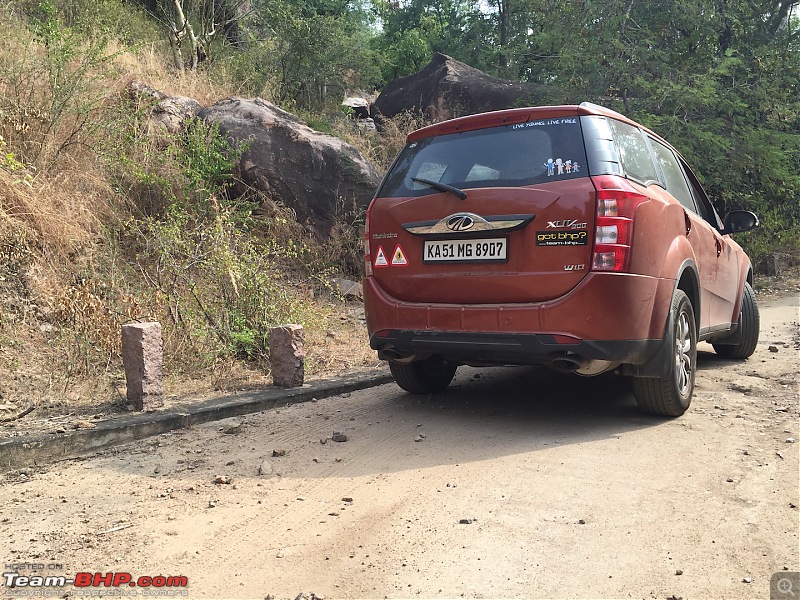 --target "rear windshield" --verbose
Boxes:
[377,118,588,198]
